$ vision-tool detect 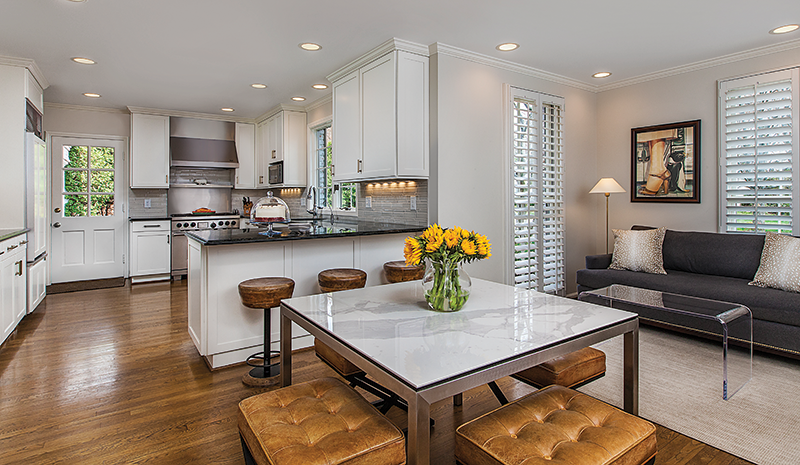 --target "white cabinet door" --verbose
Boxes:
[25,70,44,115]
[11,245,26,324]
[256,120,269,188]
[273,111,307,187]
[361,53,397,179]
[130,221,170,281]
[27,255,46,313]
[234,123,256,189]
[0,237,27,343]
[268,113,283,162]
[396,51,429,177]
[130,114,169,188]
[332,70,362,182]
[0,251,14,343]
